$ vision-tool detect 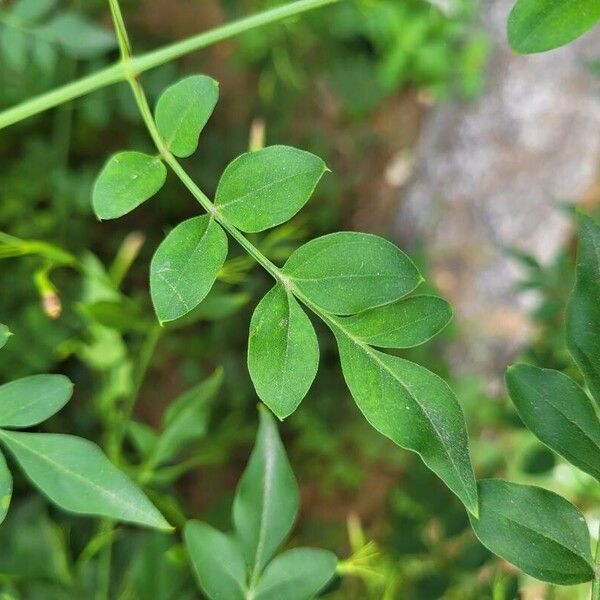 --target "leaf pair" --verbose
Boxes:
[0,361,169,530]
[184,407,337,600]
